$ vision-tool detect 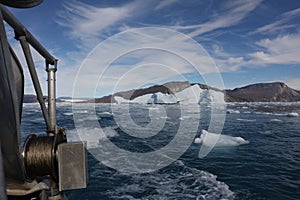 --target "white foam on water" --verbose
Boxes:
[270,119,282,122]
[159,116,168,119]
[260,130,272,135]
[98,111,113,116]
[200,130,249,147]
[63,112,73,116]
[273,113,286,116]
[107,161,235,200]
[180,116,192,120]
[148,106,159,110]
[74,110,89,114]
[67,126,118,149]
[236,118,256,122]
